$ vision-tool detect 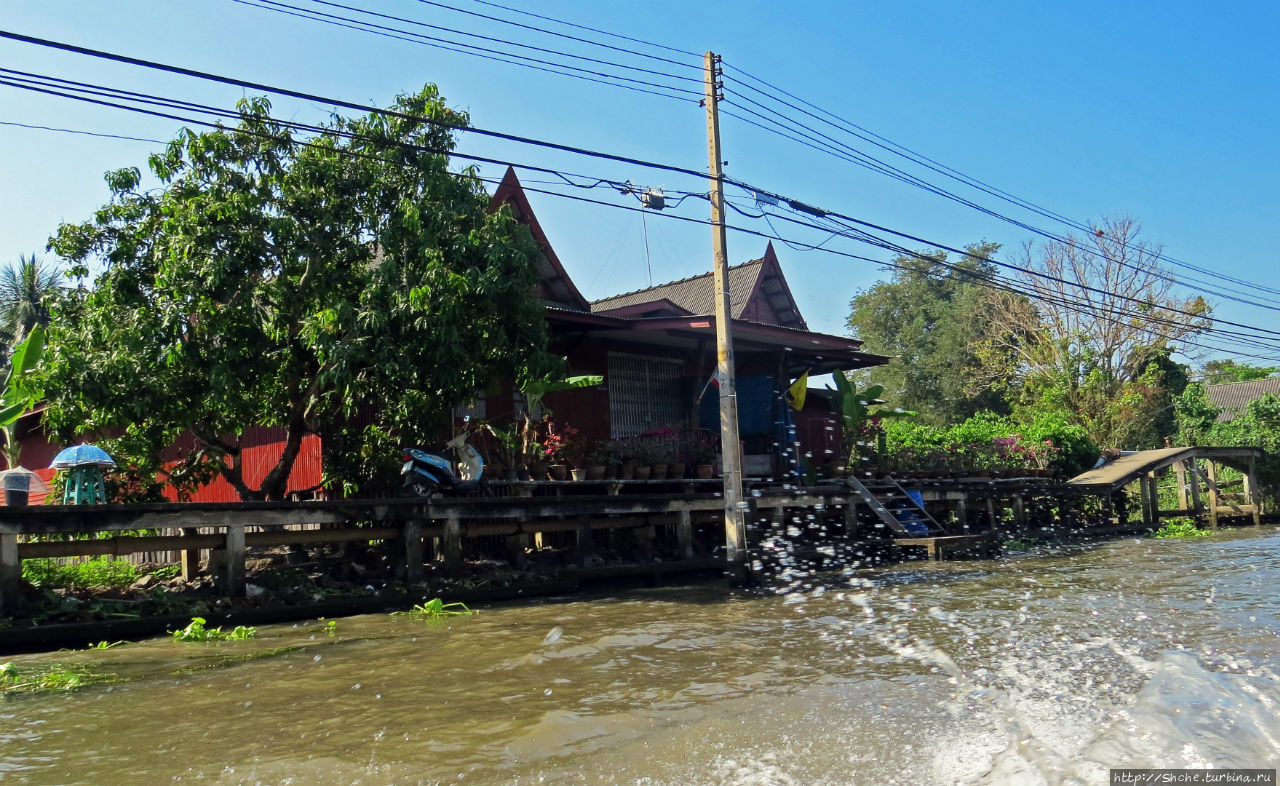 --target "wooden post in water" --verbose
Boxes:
[1188,460,1202,518]
[403,518,425,581]
[0,529,19,615]
[443,513,462,567]
[217,524,246,596]
[1139,478,1154,528]
[677,508,694,559]
[1013,495,1026,531]
[180,528,201,581]
[1174,461,1189,512]
[1151,473,1162,523]
[842,500,858,539]
[576,514,593,568]
[1205,460,1220,529]
[1244,455,1262,523]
